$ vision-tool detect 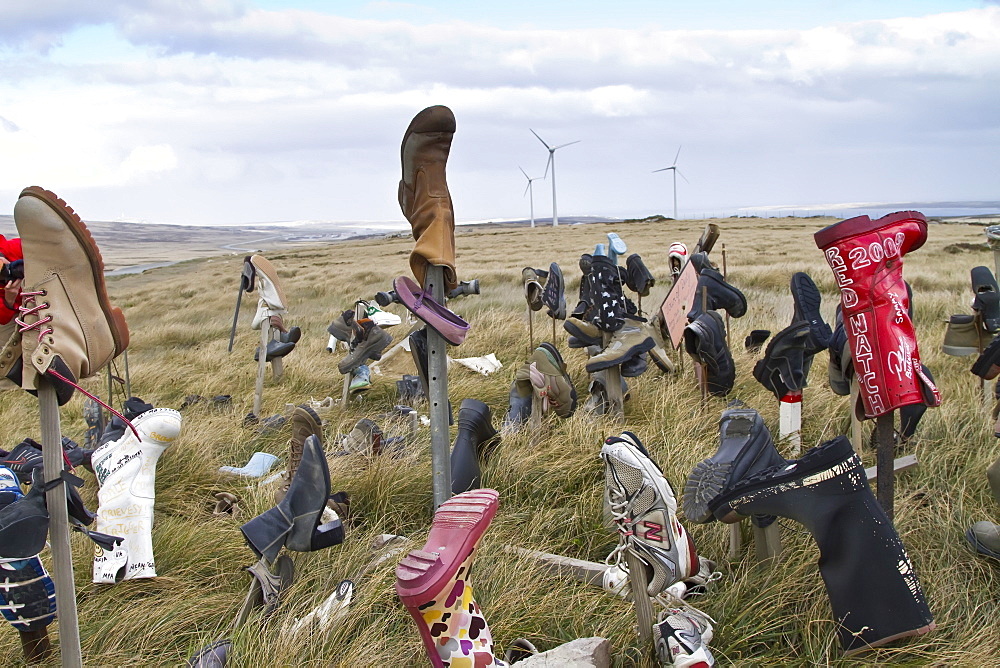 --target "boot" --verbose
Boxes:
[752,321,813,400]
[571,254,594,320]
[683,407,787,524]
[0,554,57,634]
[790,271,832,350]
[711,436,935,654]
[563,318,602,348]
[521,343,577,418]
[585,321,654,373]
[686,265,747,321]
[275,405,322,504]
[338,318,391,374]
[814,211,940,419]
[624,253,655,296]
[249,255,287,330]
[340,419,383,456]
[253,339,296,362]
[683,311,735,396]
[395,489,502,667]
[827,305,853,396]
[588,254,627,333]
[451,399,499,495]
[91,408,183,582]
[14,187,128,406]
[971,266,1000,333]
[745,329,770,353]
[240,435,344,563]
[327,310,356,343]
[502,376,532,434]
[398,105,458,293]
[943,314,989,356]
